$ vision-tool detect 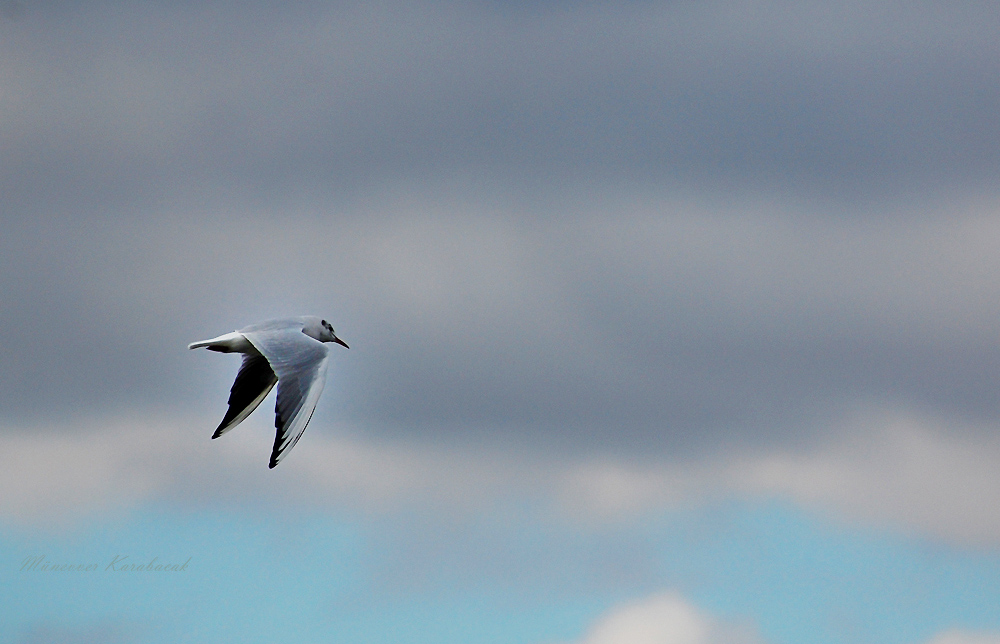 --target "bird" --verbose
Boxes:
[188,316,349,468]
